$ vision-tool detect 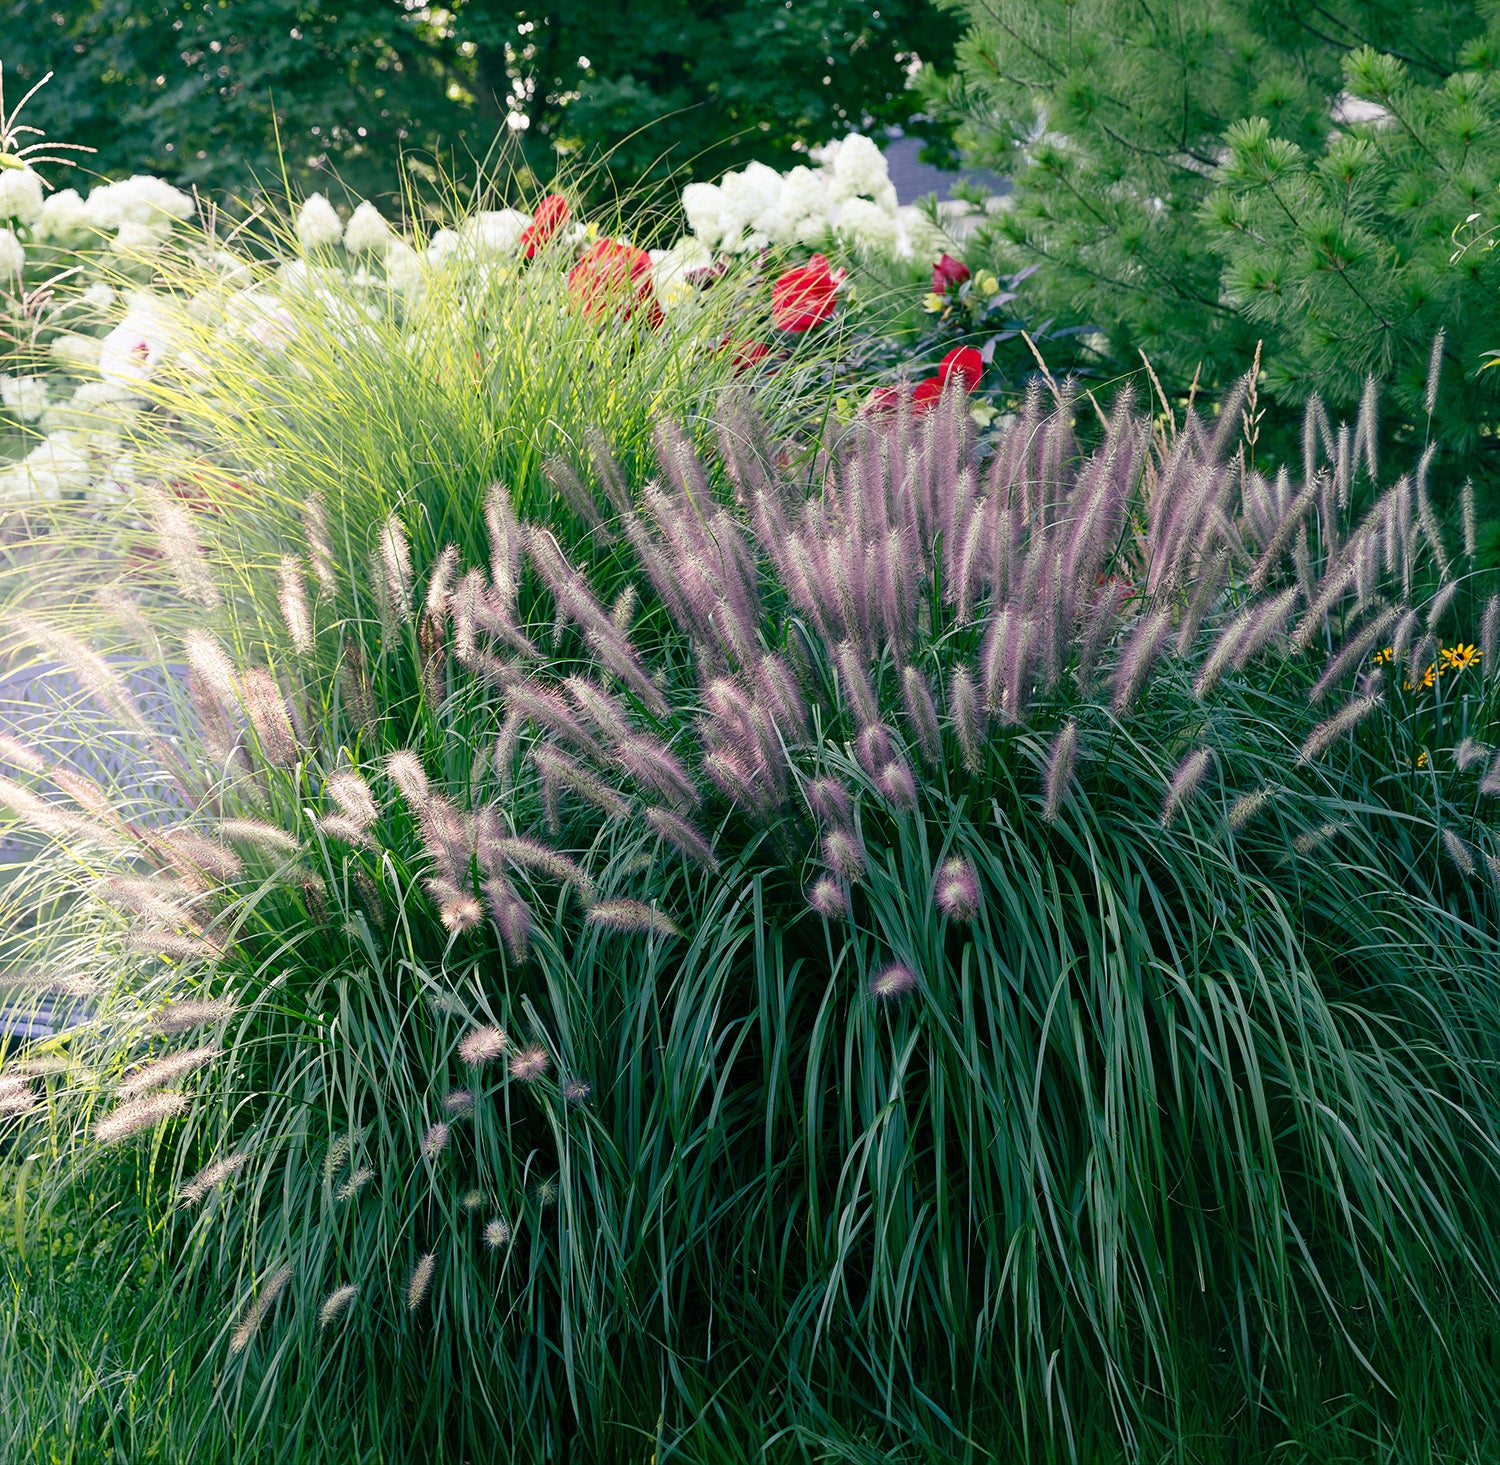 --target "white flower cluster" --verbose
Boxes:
[6,171,198,257]
[678,134,933,259]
